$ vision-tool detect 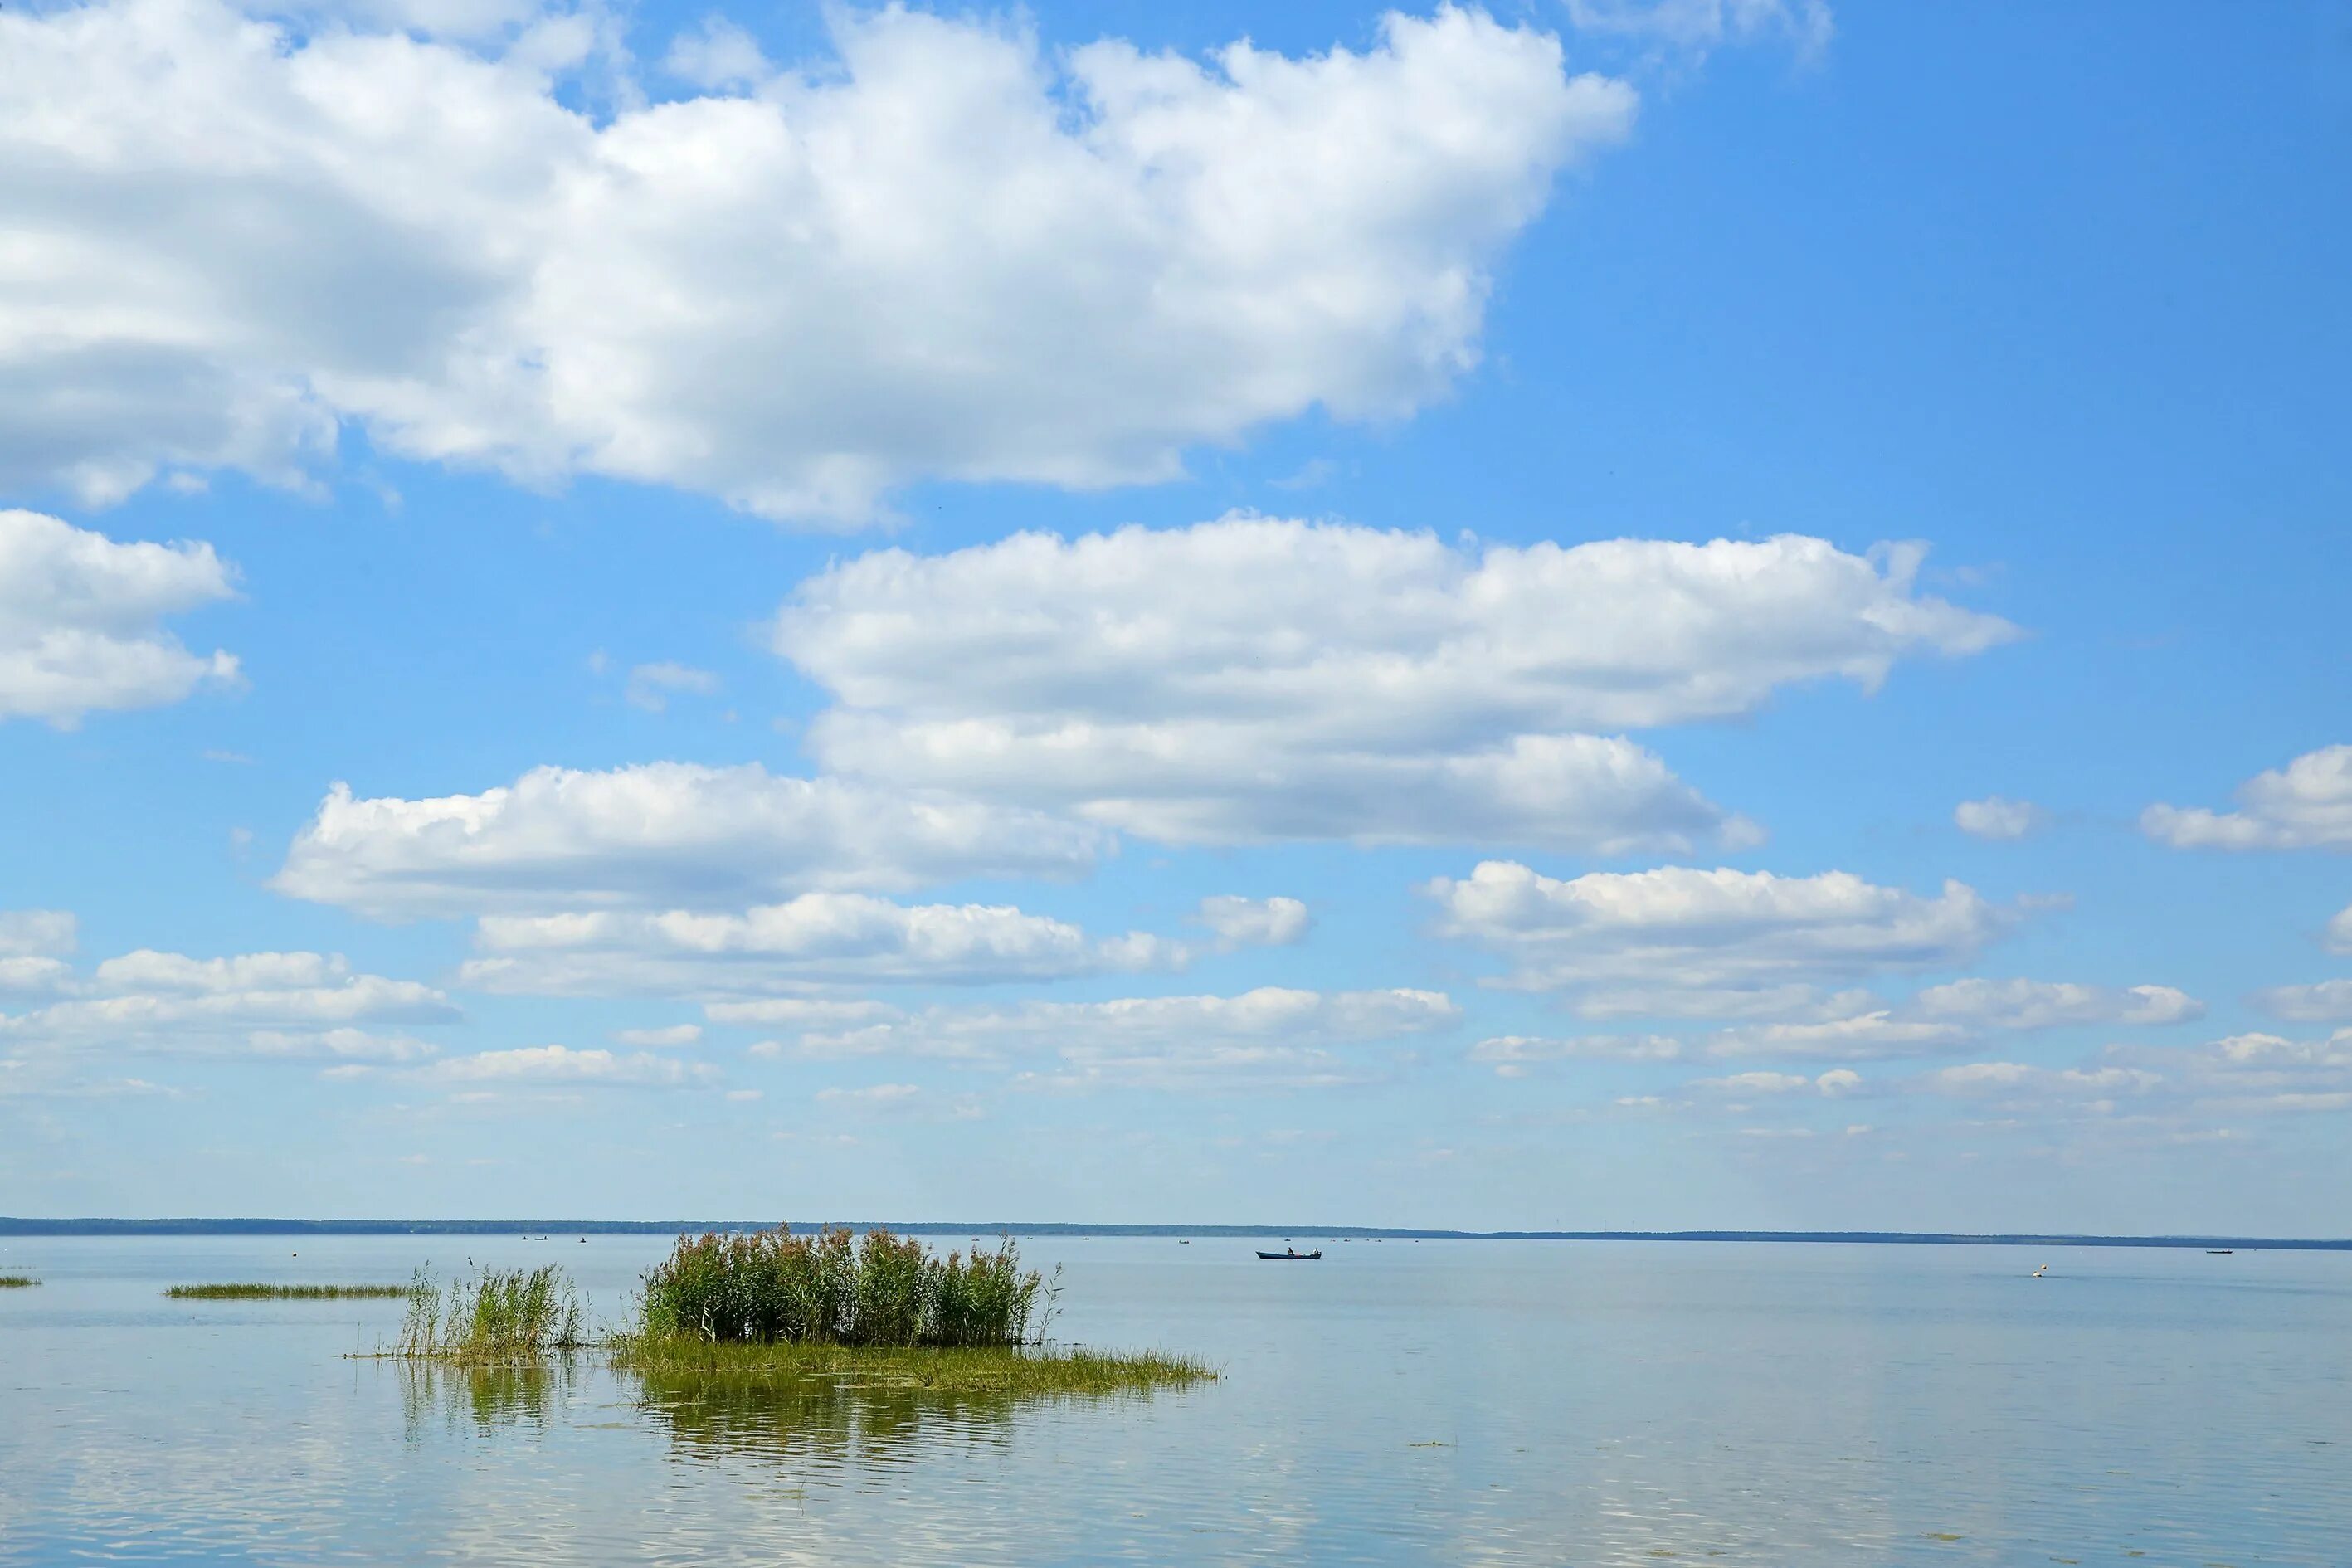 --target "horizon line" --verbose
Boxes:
[3,1218,2349,1249]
